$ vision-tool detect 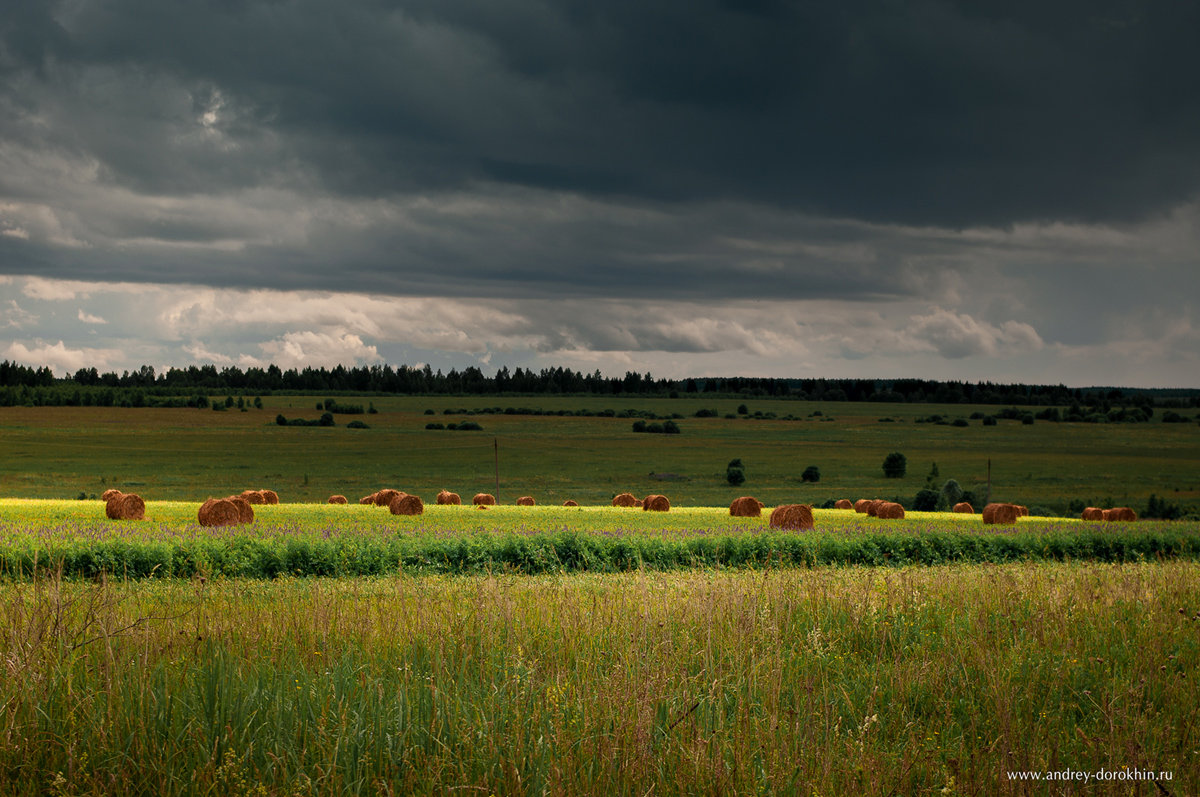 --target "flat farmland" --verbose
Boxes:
[1,396,1197,514]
